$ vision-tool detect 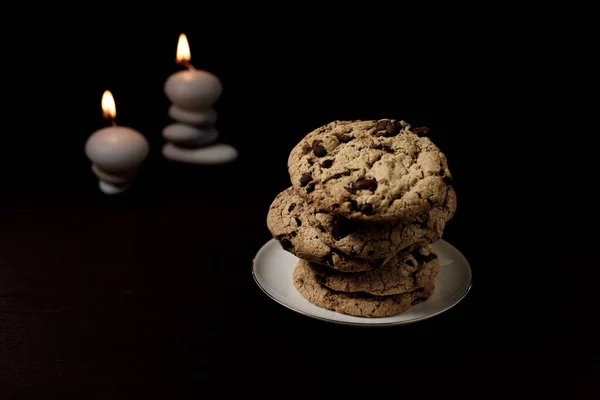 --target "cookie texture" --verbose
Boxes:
[293,260,435,318]
[288,119,453,223]
[268,187,455,260]
[266,188,381,272]
[309,245,439,296]
[315,186,456,259]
